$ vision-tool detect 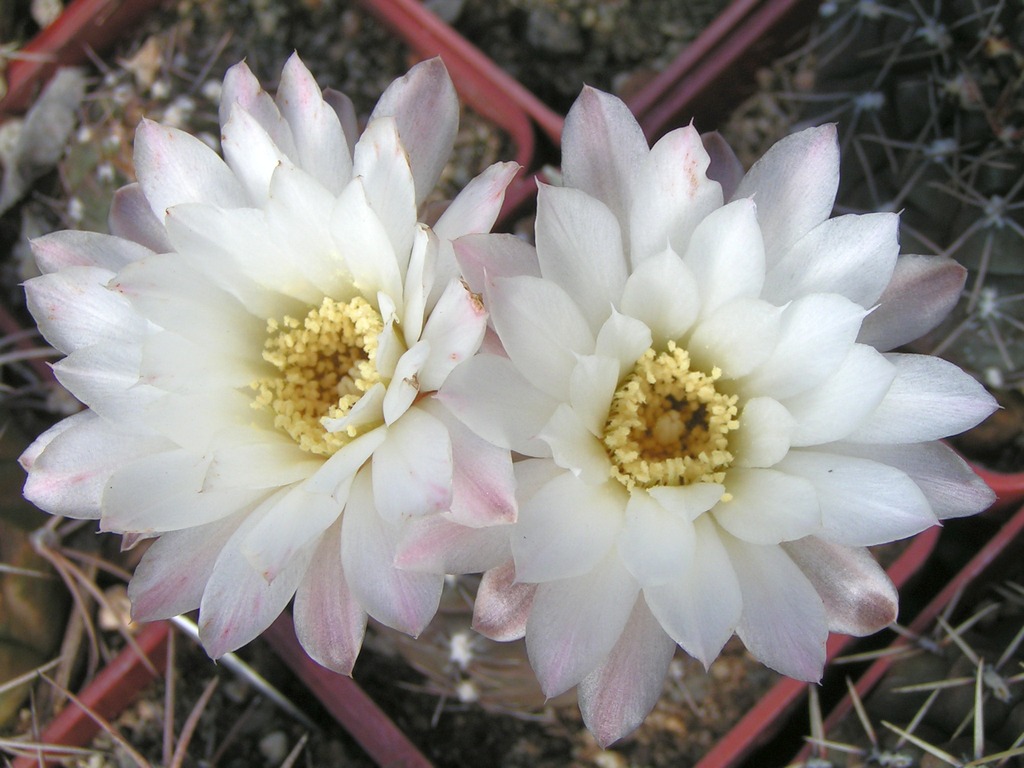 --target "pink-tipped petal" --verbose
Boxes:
[473,560,536,642]
[31,230,154,273]
[220,60,295,156]
[108,183,172,253]
[395,513,511,574]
